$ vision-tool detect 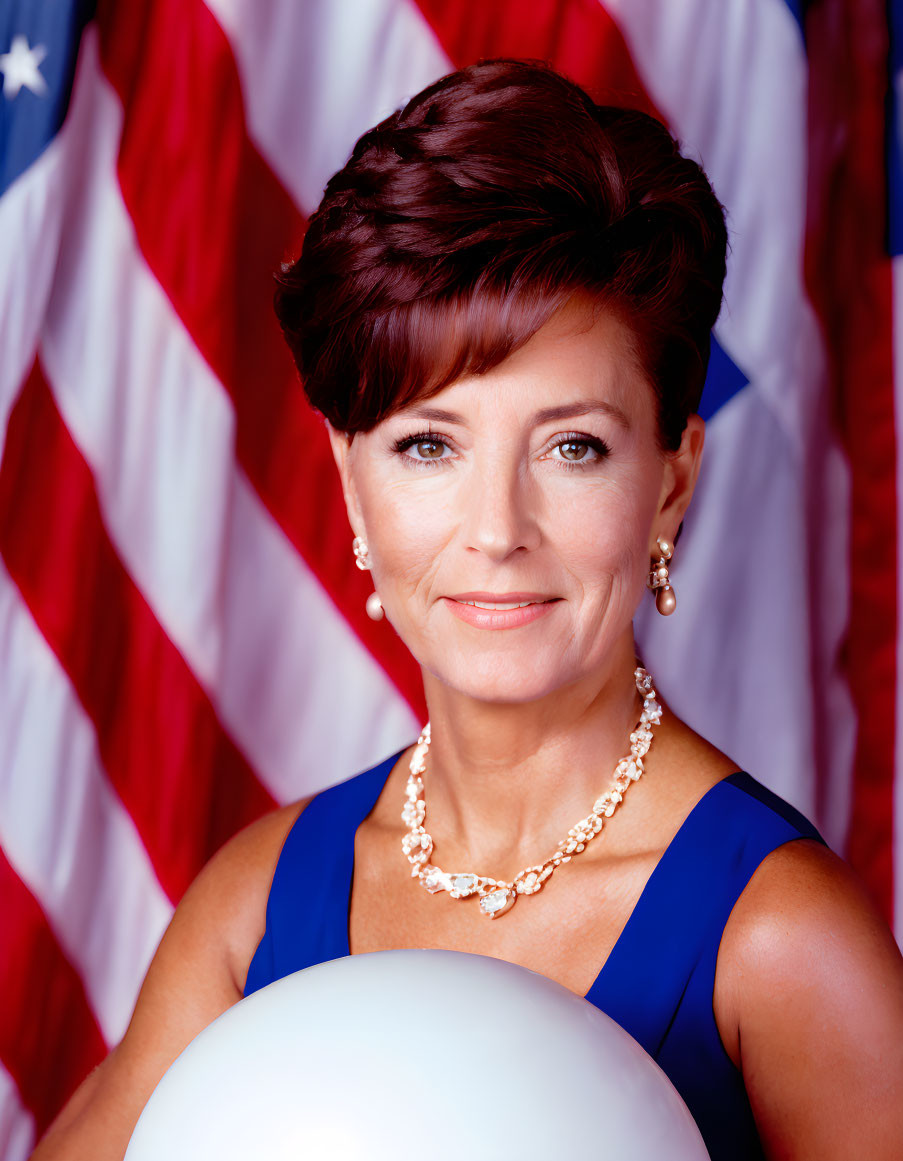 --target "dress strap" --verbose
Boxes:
[244,747,404,996]
[585,771,825,1056]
